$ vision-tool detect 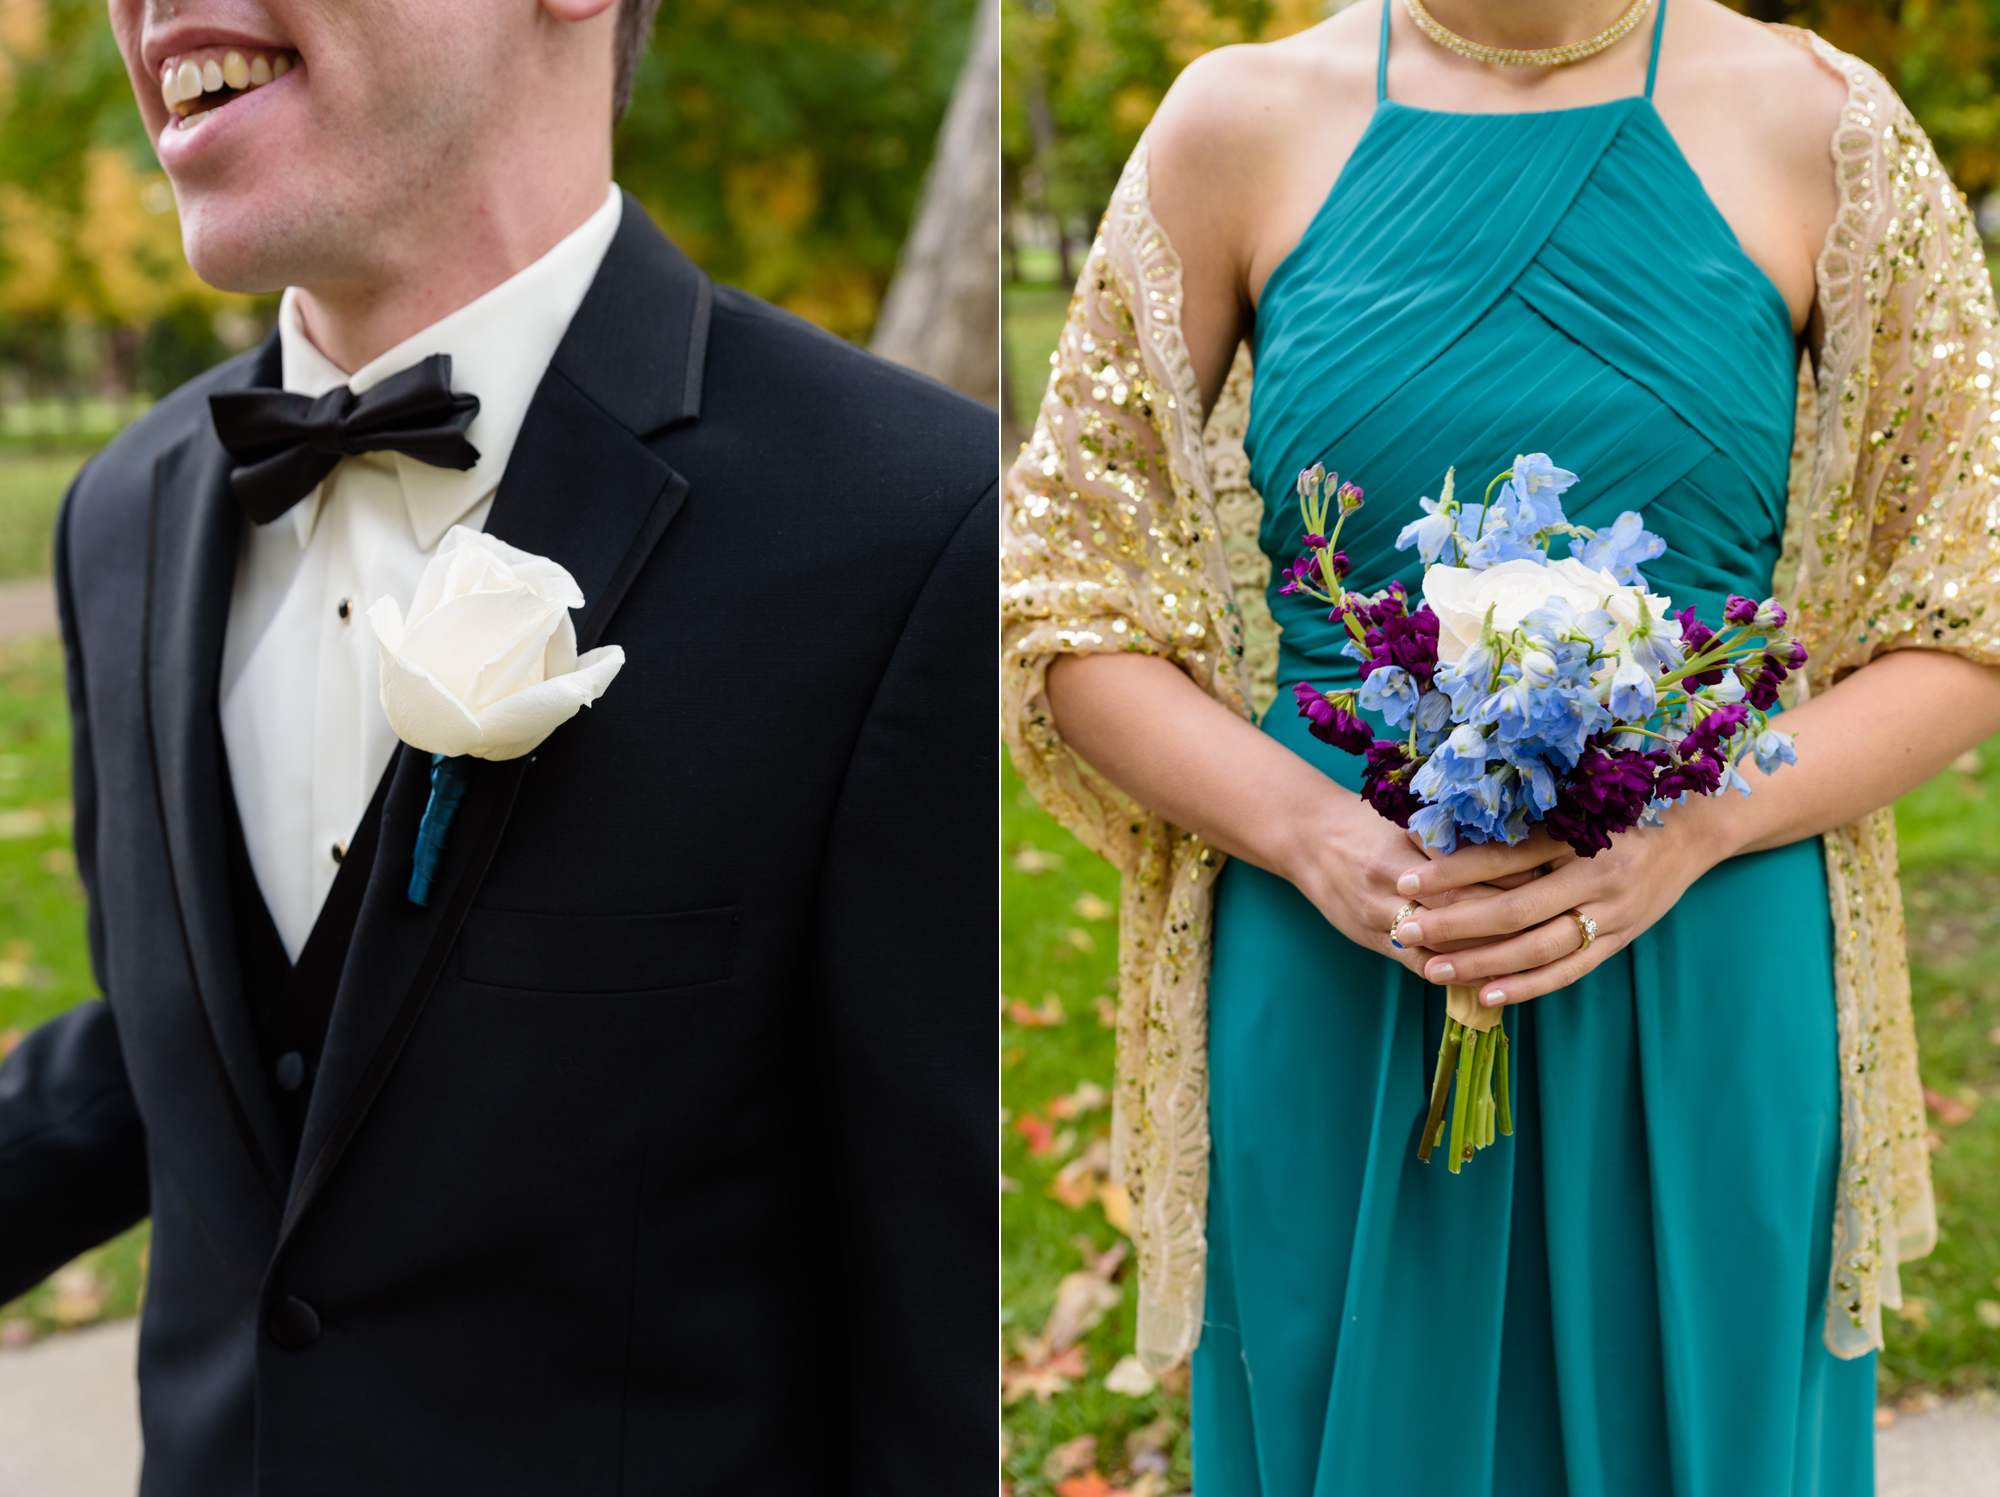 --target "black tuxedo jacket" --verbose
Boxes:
[0,196,995,1495]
